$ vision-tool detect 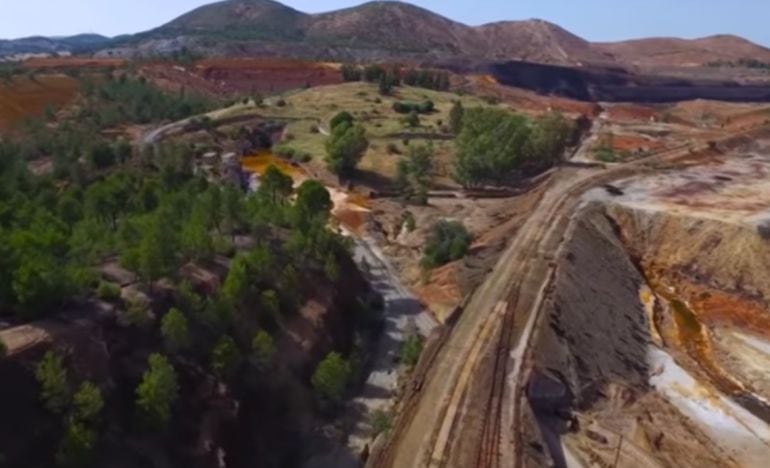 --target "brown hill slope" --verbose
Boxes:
[596,34,770,67]
[304,1,479,55]
[162,0,304,29]
[477,19,616,66]
[118,0,770,69]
